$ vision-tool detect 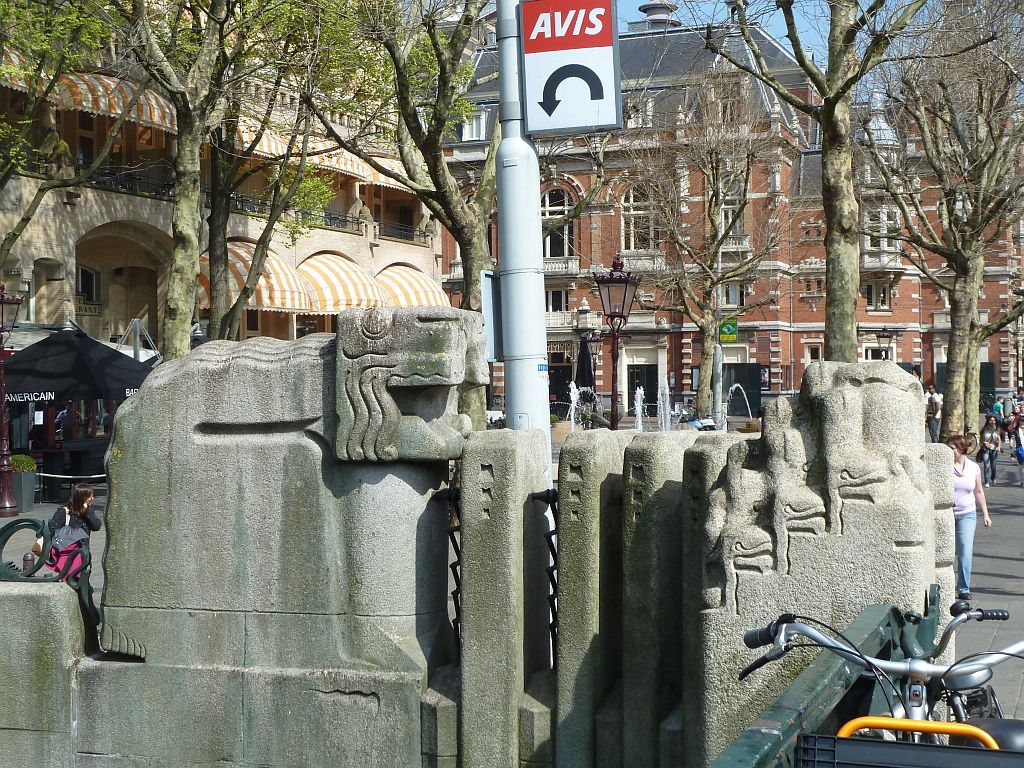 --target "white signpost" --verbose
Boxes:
[519,0,622,135]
